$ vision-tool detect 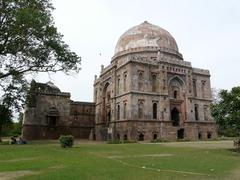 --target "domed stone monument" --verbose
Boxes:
[94,21,217,141]
[22,21,217,141]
